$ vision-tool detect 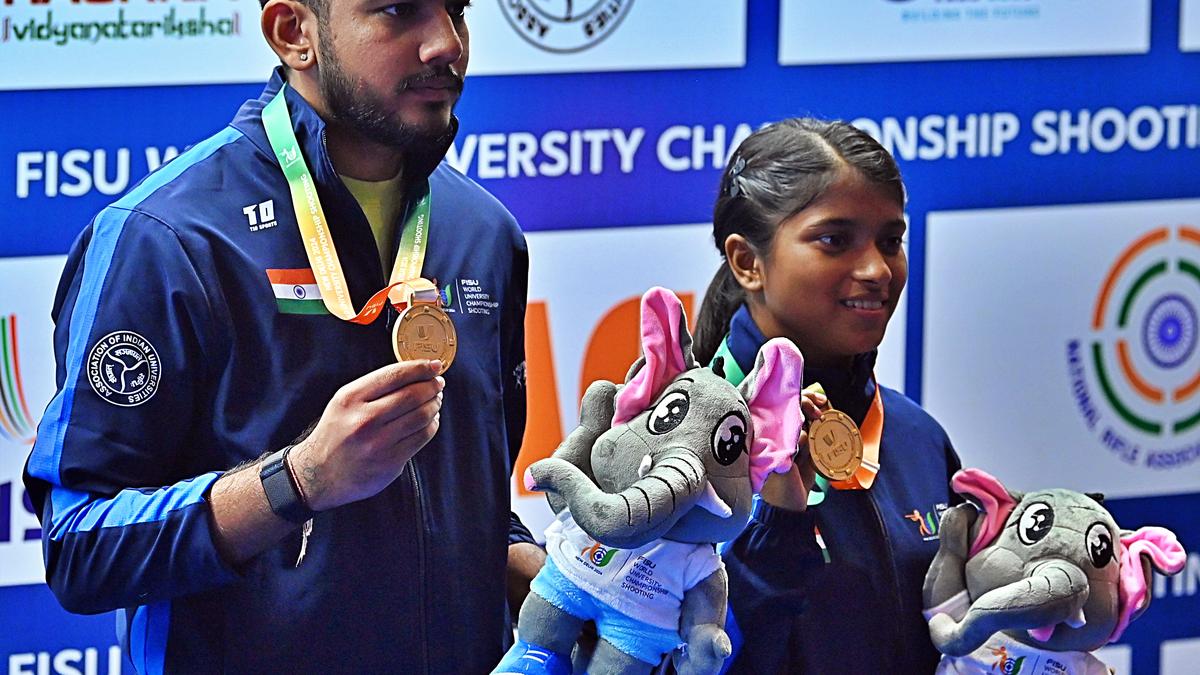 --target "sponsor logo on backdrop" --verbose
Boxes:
[889,0,1043,24]
[1,0,274,90]
[779,0,1150,65]
[1066,226,1200,470]
[468,0,744,76]
[498,0,633,53]
[7,646,124,675]
[1,0,240,48]
[0,315,35,445]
